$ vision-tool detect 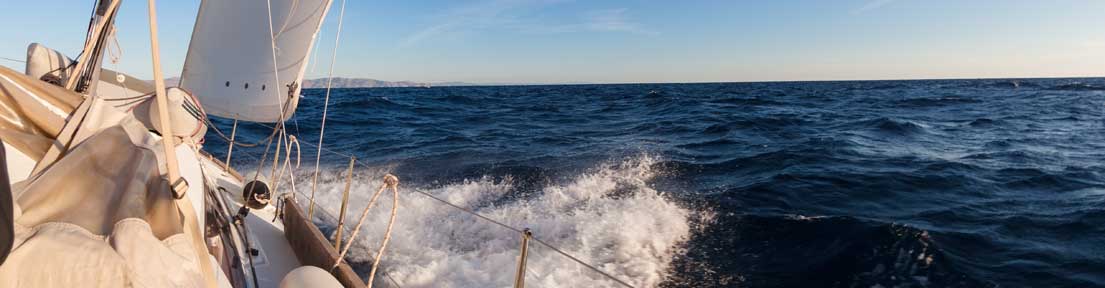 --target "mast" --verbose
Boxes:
[65,0,121,94]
